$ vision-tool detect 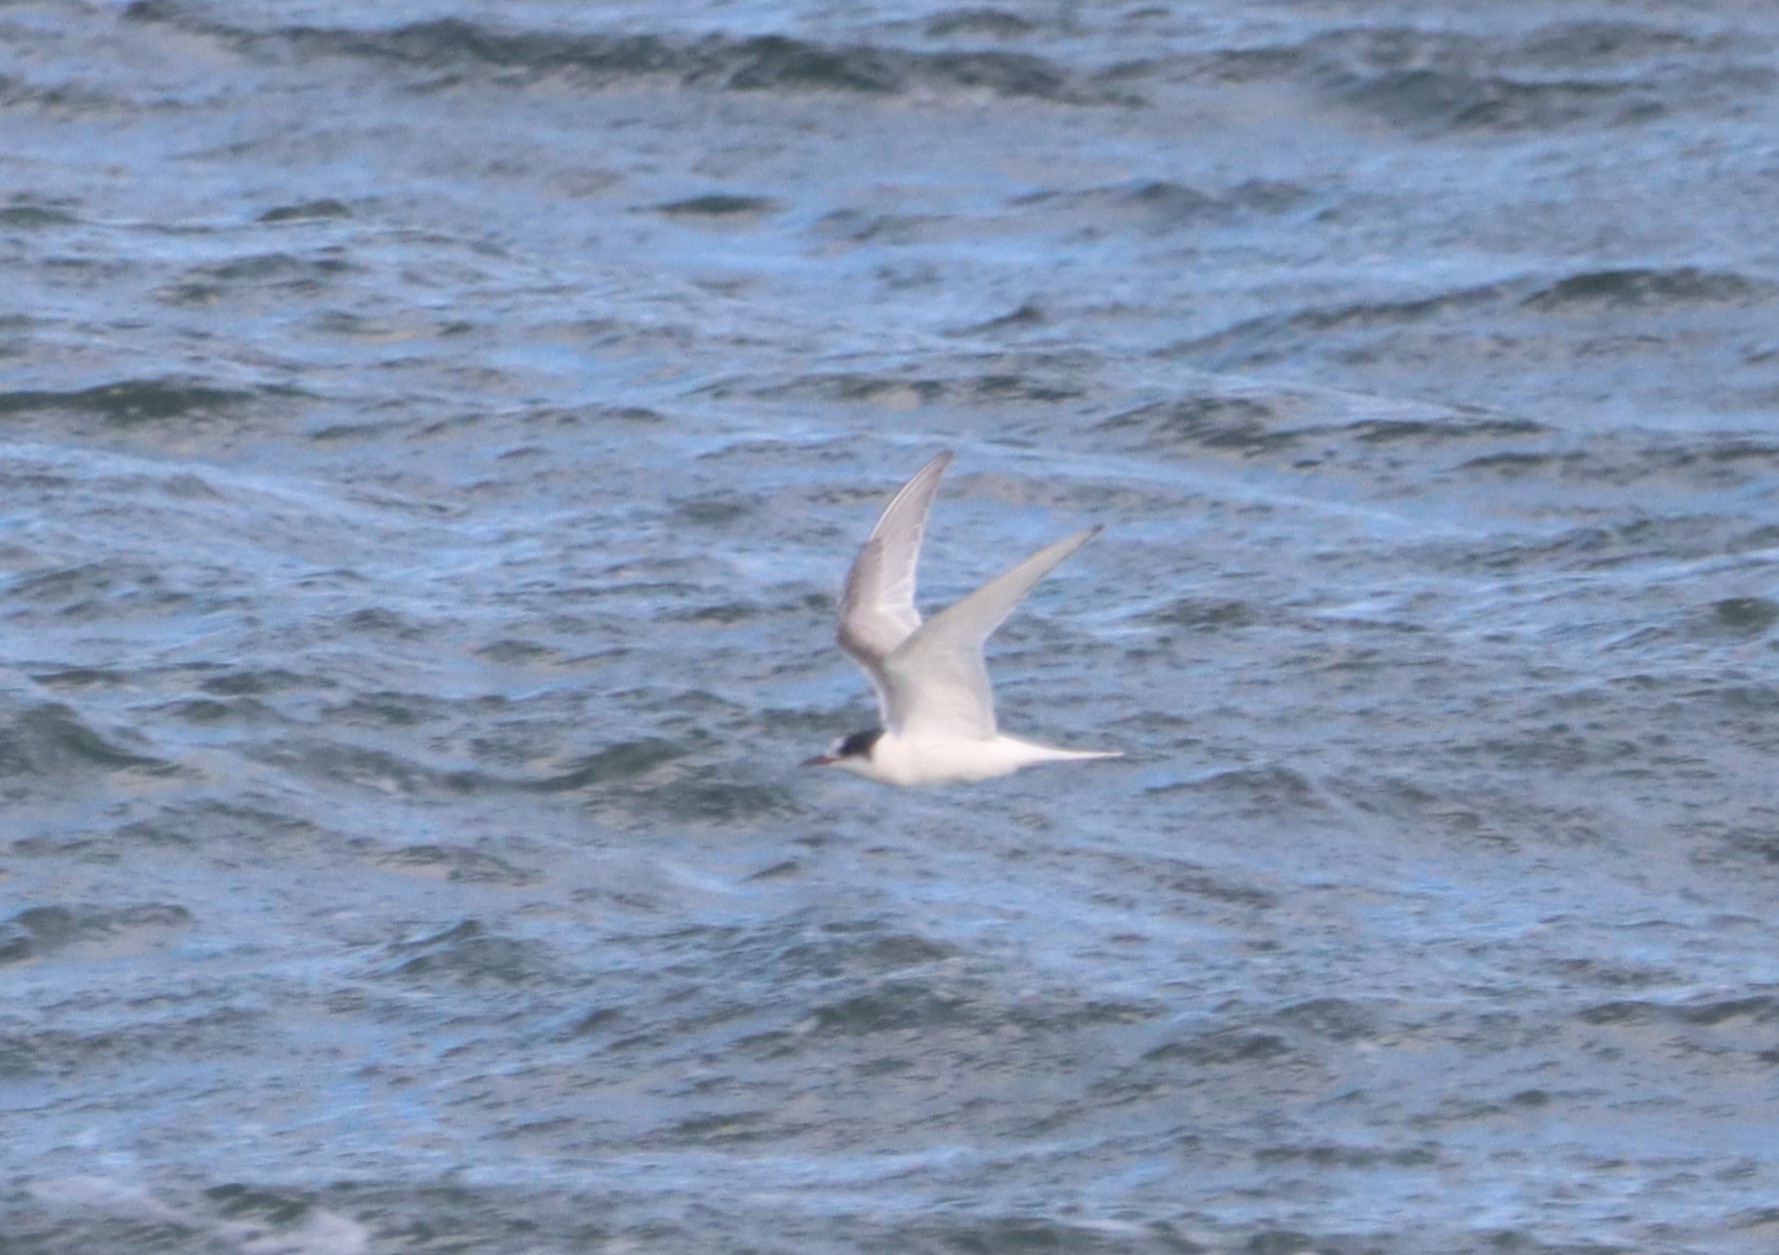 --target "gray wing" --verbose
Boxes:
[836,451,954,719]
[878,526,1102,740]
